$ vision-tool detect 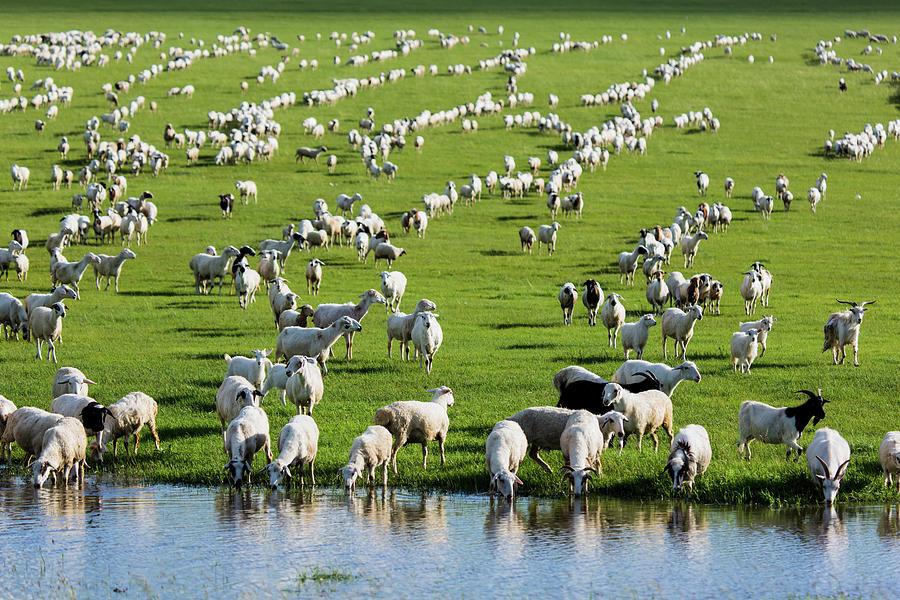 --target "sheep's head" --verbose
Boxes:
[602,383,623,407]
[222,245,240,258]
[285,355,316,378]
[252,349,271,366]
[561,465,596,496]
[797,389,828,424]
[29,459,55,489]
[491,470,523,500]
[51,302,67,318]
[224,459,251,487]
[815,456,849,505]
[427,386,454,407]
[676,361,702,383]
[338,464,361,493]
[266,461,291,489]
[666,441,697,493]
[641,314,657,328]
